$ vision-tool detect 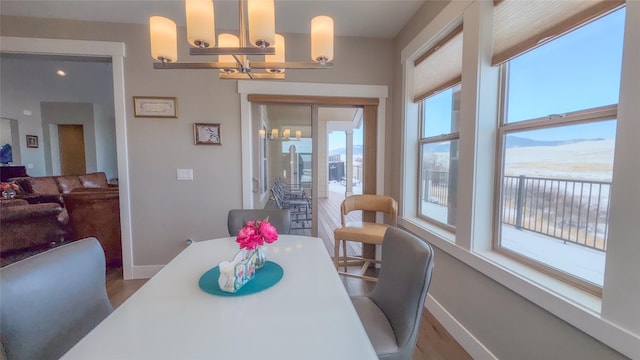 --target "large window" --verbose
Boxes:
[495,8,625,291]
[419,84,460,228]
